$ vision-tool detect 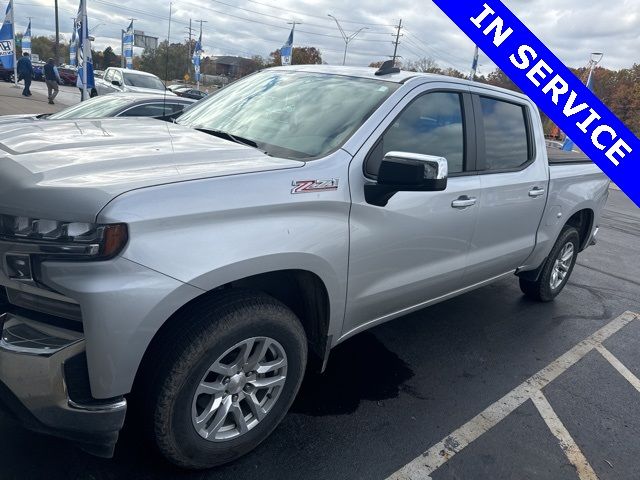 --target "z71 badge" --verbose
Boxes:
[291,179,339,194]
